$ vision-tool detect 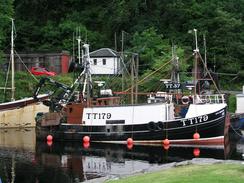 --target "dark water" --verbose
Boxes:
[0,128,243,183]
